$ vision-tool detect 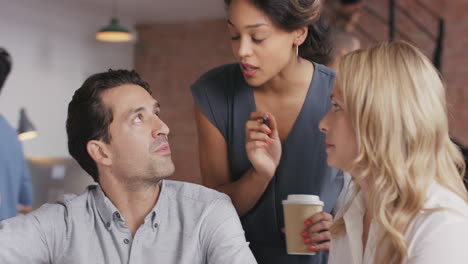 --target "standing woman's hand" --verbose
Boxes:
[245,111,282,180]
